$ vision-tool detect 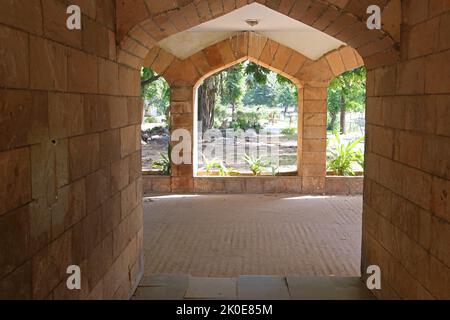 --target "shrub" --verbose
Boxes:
[327,132,364,176]
[152,152,171,175]
[243,154,269,176]
[146,126,167,136]
[281,127,297,136]
[230,108,265,133]
[203,157,235,176]
[144,116,158,124]
[269,164,279,176]
[213,104,229,129]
